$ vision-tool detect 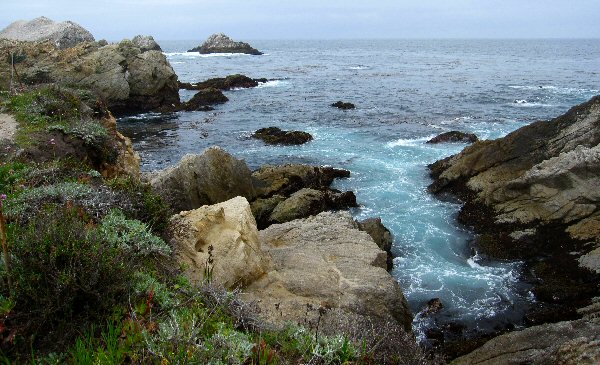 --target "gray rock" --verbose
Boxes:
[452,299,600,365]
[188,33,262,55]
[0,16,94,49]
[268,188,357,225]
[243,211,413,332]
[426,131,479,144]
[131,35,162,52]
[150,147,256,213]
[356,217,394,271]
